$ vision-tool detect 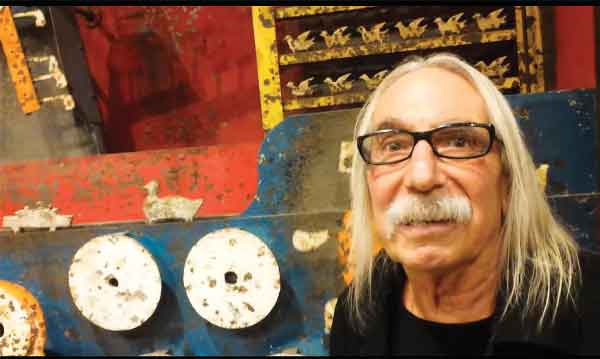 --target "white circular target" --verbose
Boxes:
[68,233,162,331]
[183,227,281,329]
[0,290,32,356]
